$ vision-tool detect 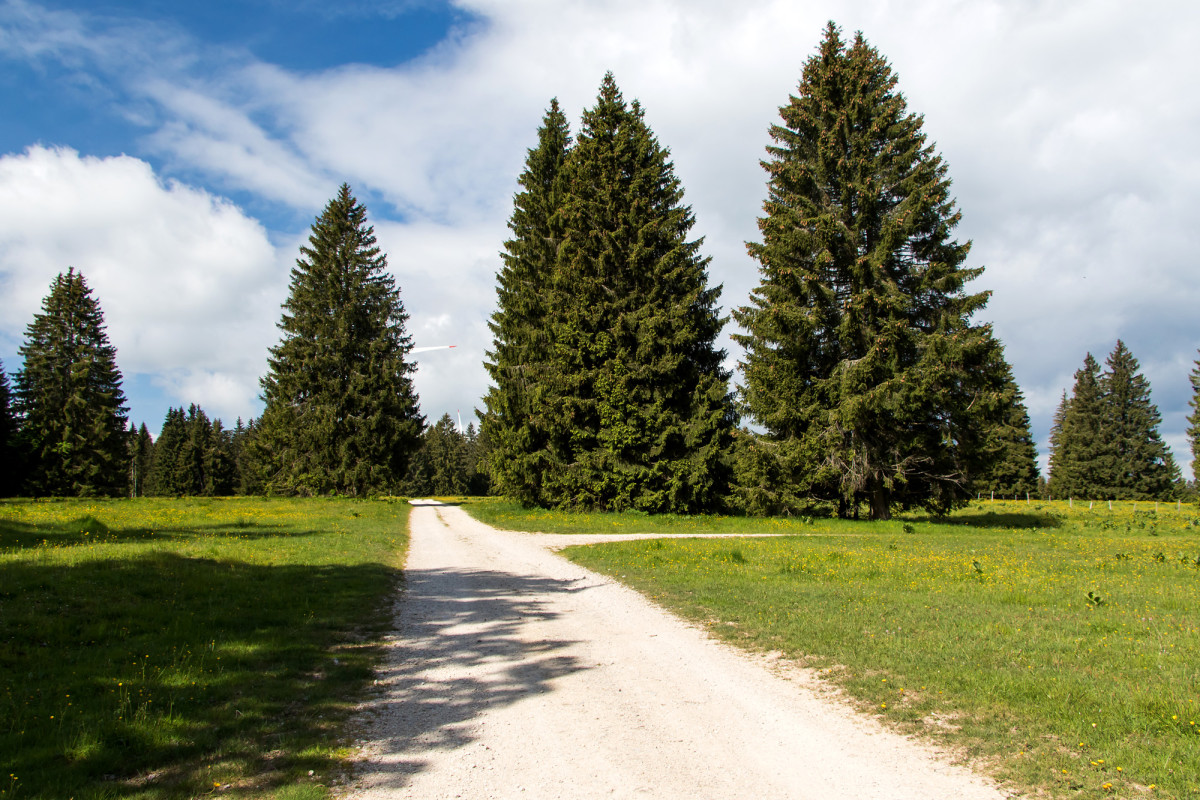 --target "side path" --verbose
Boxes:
[339,503,1008,800]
